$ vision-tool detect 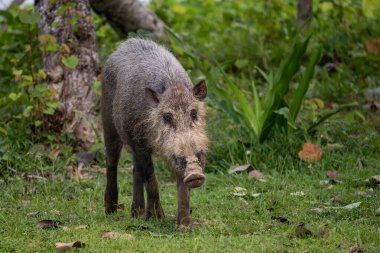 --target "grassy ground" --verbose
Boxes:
[1,119,379,252]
